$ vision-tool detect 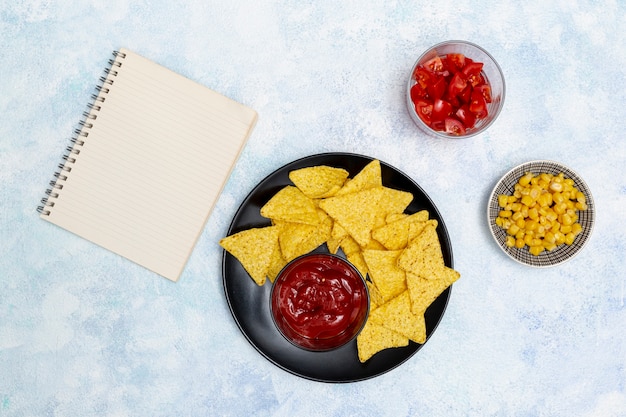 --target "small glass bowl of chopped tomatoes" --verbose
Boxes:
[407,40,505,138]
